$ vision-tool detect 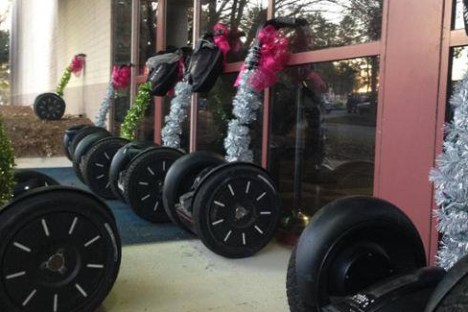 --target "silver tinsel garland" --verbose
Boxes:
[224,45,262,162]
[430,72,468,270]
[161,81,192,148]
[94,83,115,127]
